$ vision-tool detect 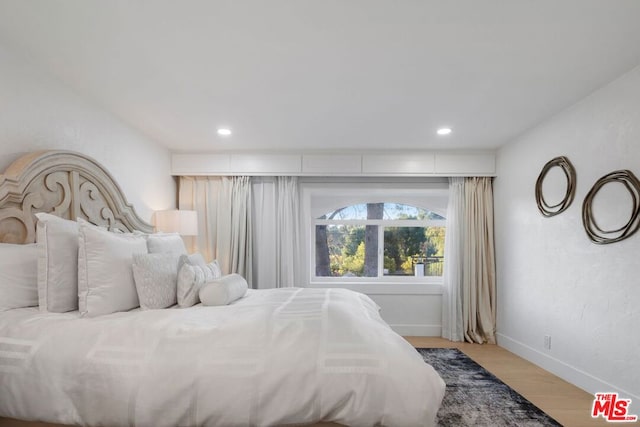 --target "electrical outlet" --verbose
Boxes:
[544,335,552,350]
